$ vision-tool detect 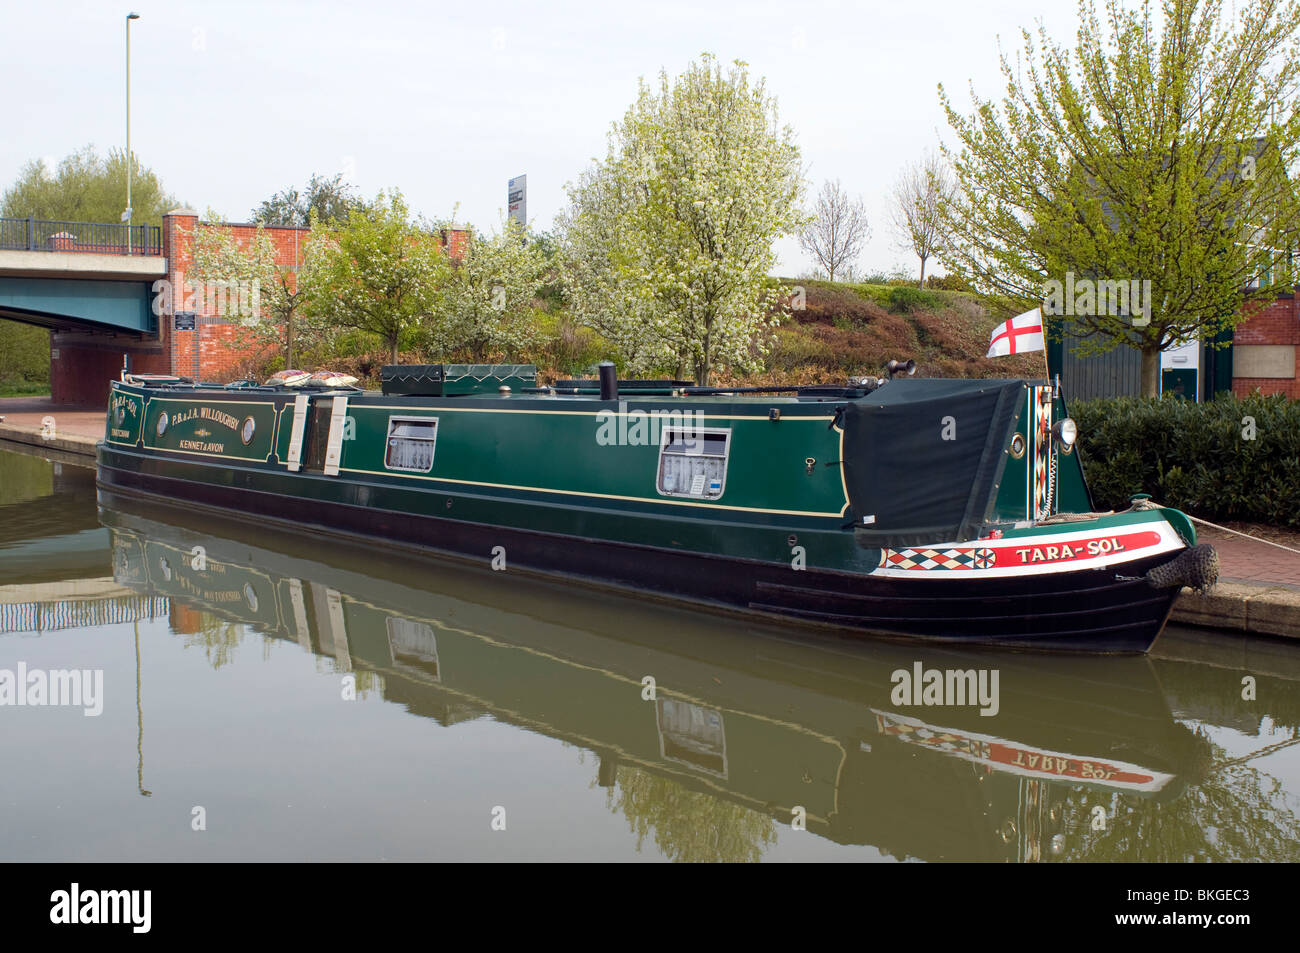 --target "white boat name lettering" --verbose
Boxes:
[171,407,242,431]
[1009,531,1161,566]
